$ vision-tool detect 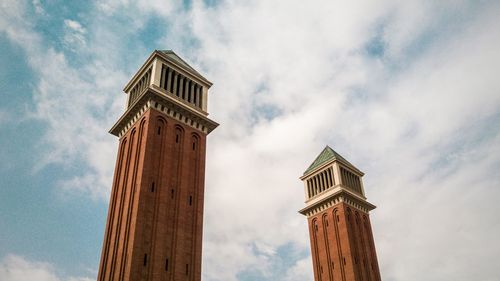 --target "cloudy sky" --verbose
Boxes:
[1,0,500,280]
